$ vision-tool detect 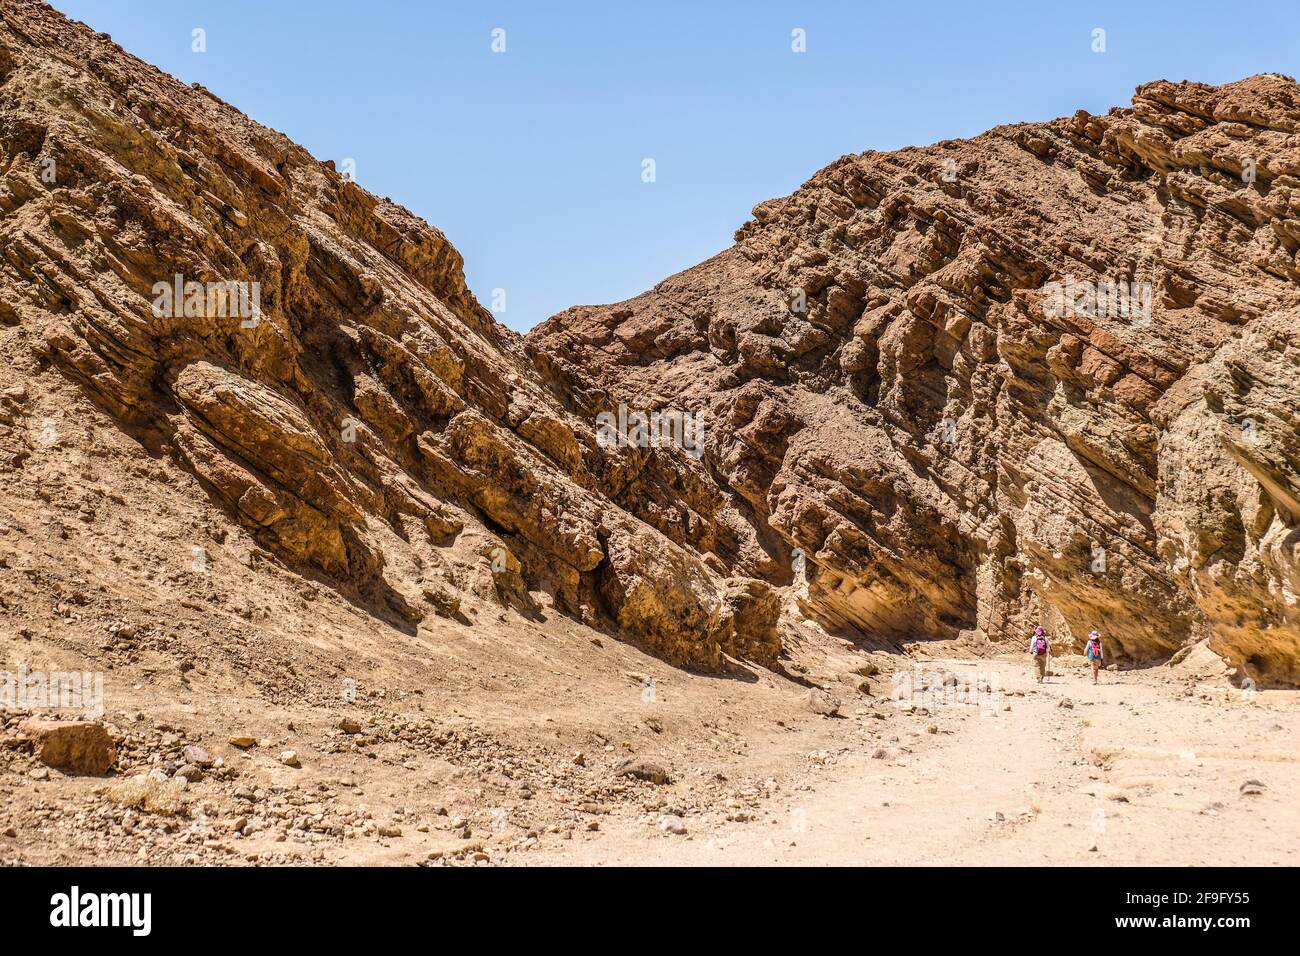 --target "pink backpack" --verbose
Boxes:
[1032,637,1048,656]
